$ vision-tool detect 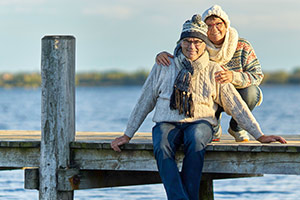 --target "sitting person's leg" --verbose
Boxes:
[152,122,189,200]
[181,120,213,200]
[212,105,223,141]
